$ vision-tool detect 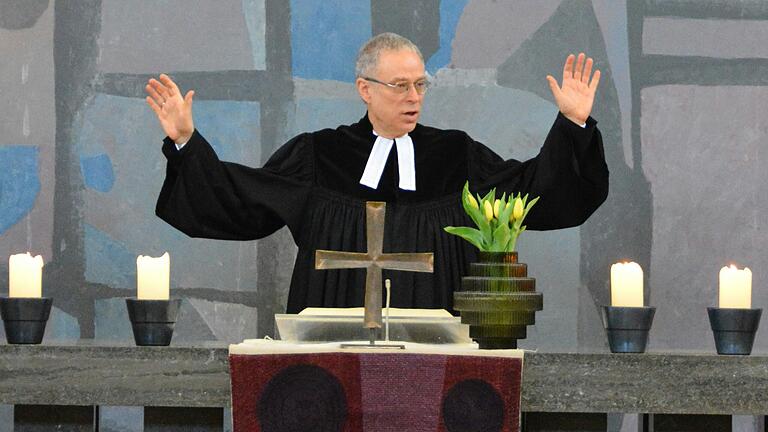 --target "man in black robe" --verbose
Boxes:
[144,33,608,314]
